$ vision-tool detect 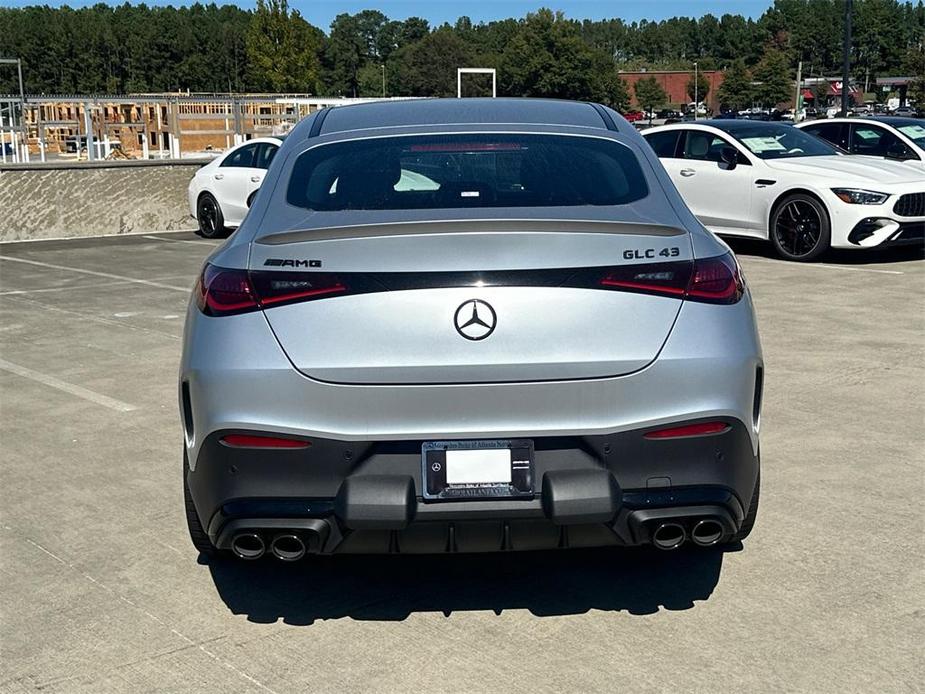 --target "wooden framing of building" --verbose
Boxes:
[0,94,415,162]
